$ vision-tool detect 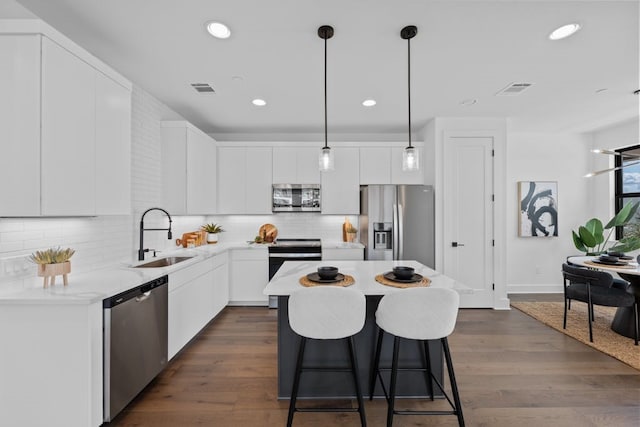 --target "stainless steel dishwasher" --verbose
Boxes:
[103,275,168,422]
